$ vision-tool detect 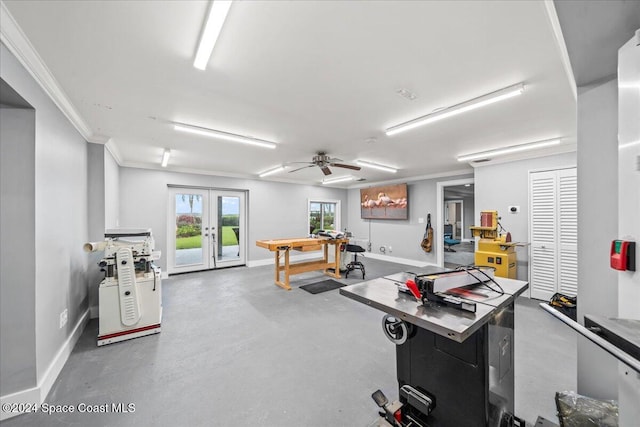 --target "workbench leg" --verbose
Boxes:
[273,249,292,290]
[333,242,341,278]
[284,249,291,290]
